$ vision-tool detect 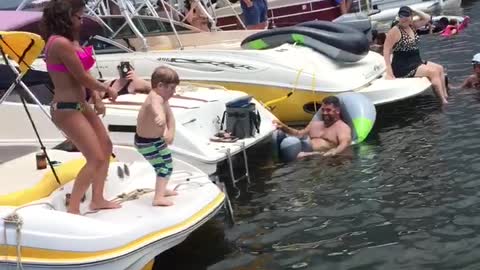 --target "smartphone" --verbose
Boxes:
[119,61,131,78]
